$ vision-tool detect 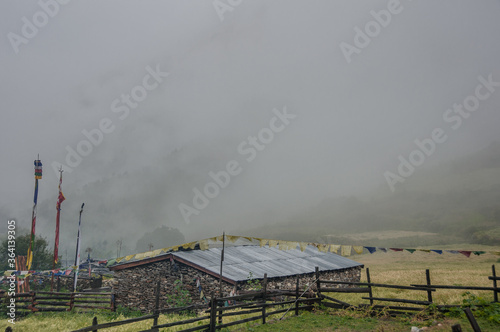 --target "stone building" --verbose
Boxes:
[108,244,363,312]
